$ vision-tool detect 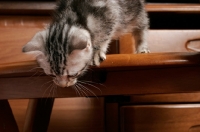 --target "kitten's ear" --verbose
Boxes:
[22,30,47,53]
